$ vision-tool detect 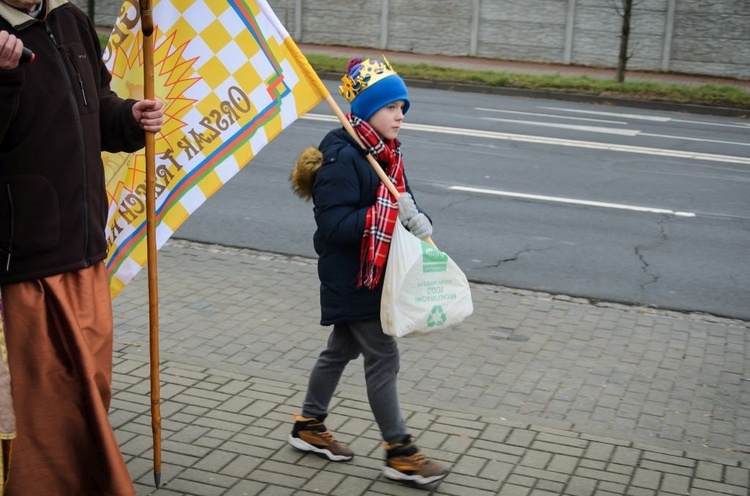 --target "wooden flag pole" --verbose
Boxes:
[283,39,435,246]
[138,0,162,488]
